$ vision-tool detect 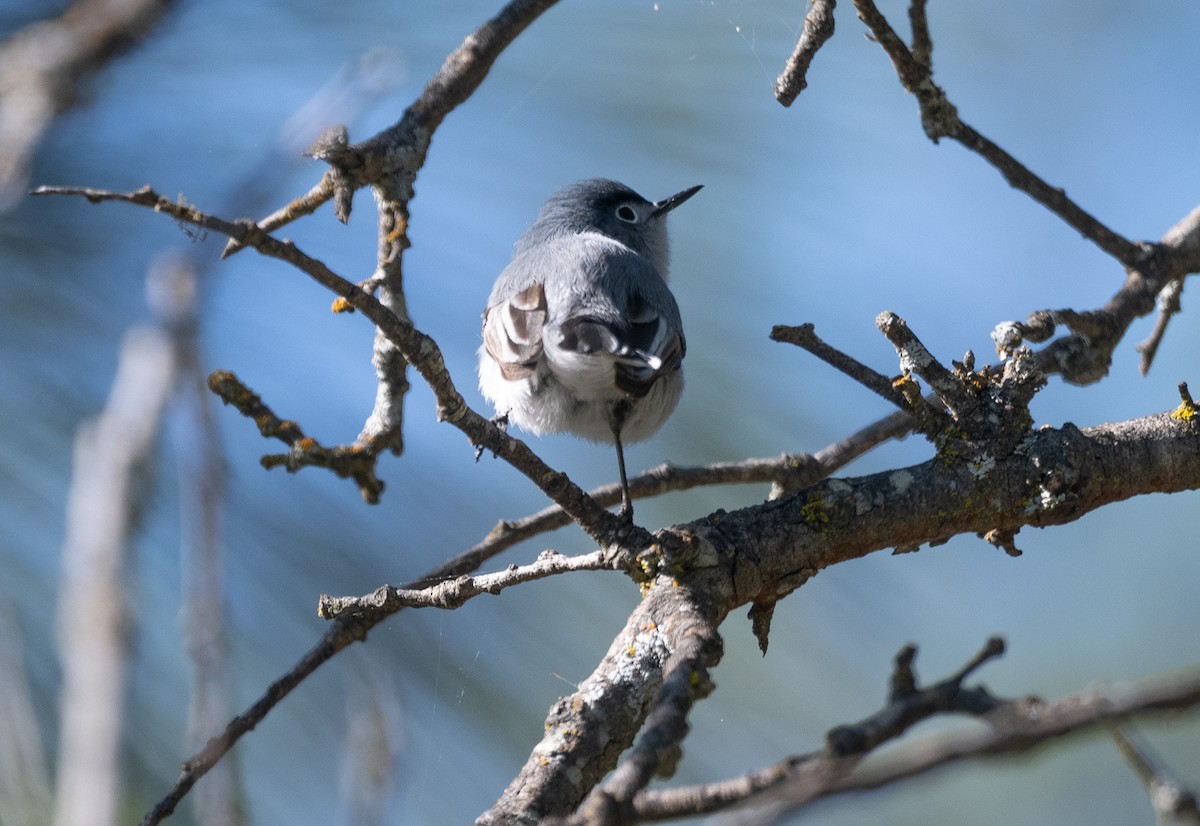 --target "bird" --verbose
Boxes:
[478,178,702,519]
